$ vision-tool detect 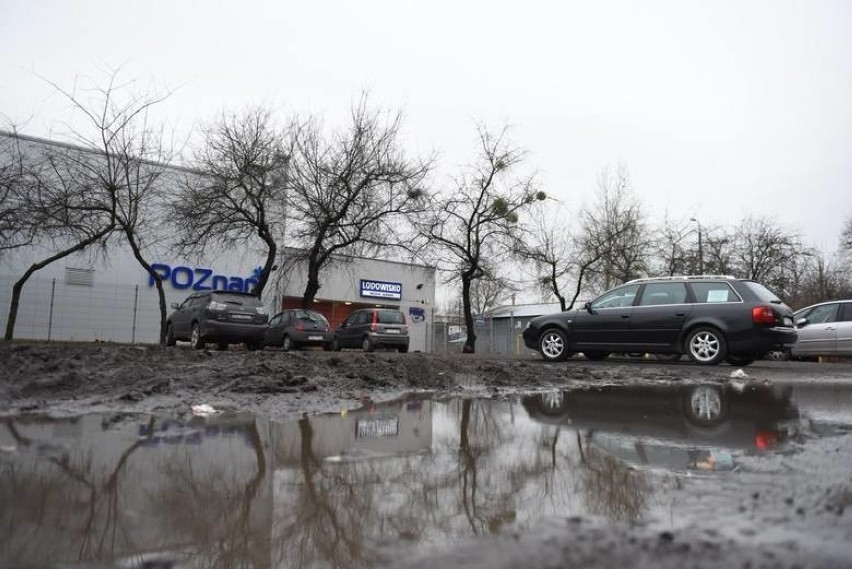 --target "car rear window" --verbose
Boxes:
[377,310,405,324]
[740,281,781,303]
[690,282,740,303]
[211,292,261,306]
[296,310,329,325]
